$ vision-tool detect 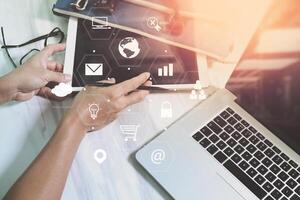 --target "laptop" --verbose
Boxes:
[136,30,300,200]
